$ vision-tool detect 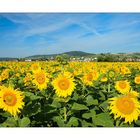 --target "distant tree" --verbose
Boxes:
[18,58,25,61]
[55,54,70,65]
[132,55,138,61]
[122,57,127,62]
[97,53,118,62]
